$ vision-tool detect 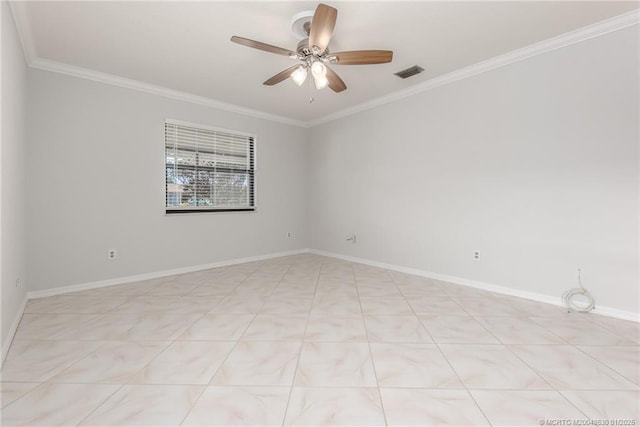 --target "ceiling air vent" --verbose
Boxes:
[394,65,425,79]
